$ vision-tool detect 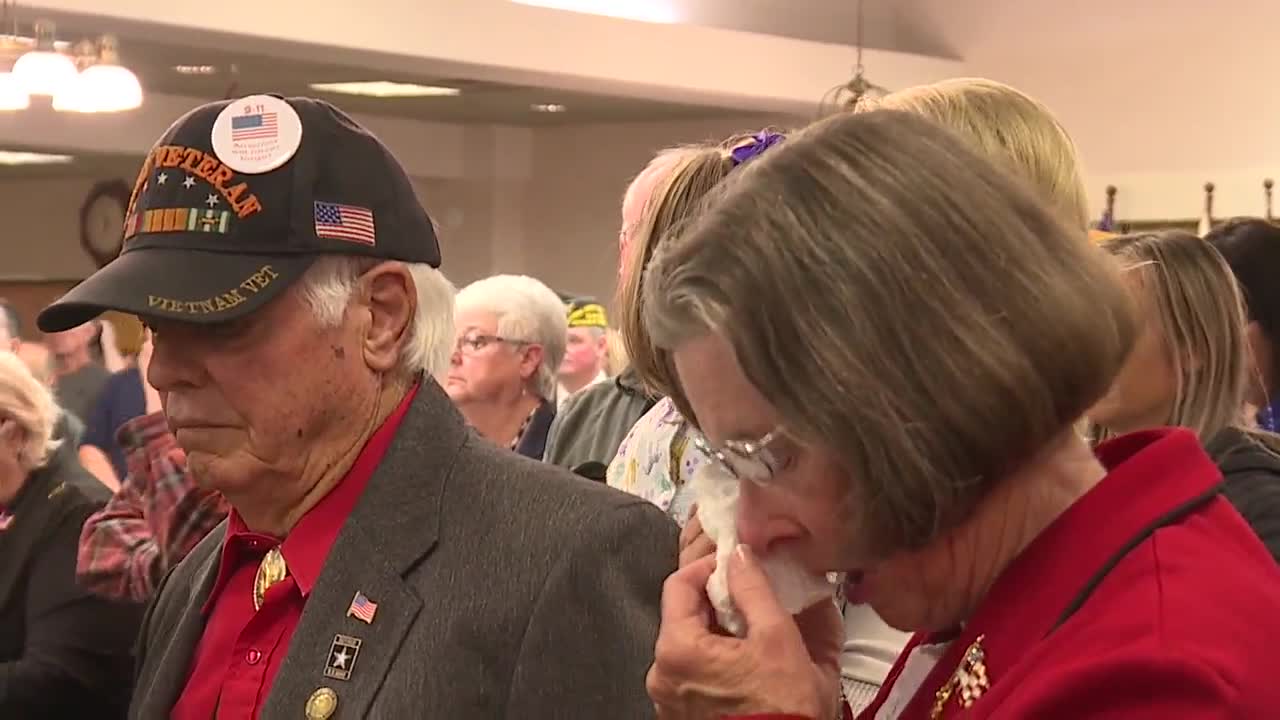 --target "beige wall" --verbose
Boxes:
[918,0,1280,223]
[523,114,781,304]
[0,114,782,320]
